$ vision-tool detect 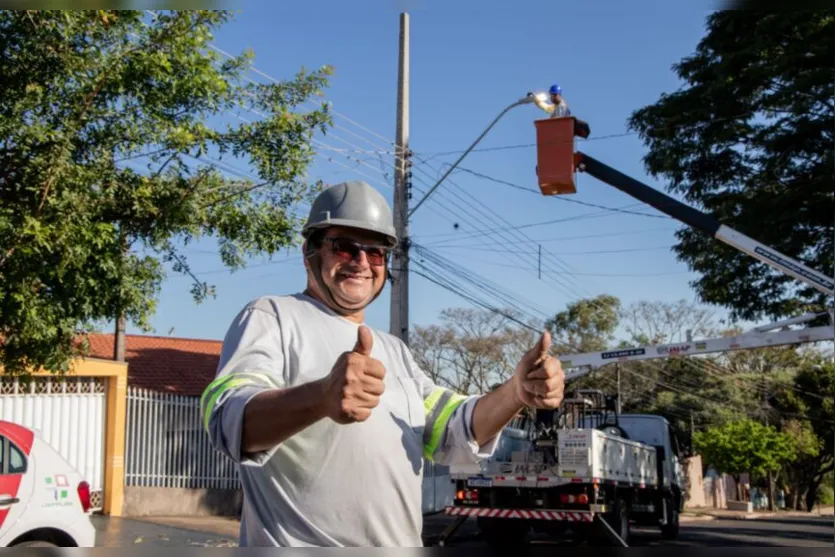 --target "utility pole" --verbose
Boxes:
[690,411,695,448]
[616,363,621,414]
[114,227,128,362]
[390,12,411,344]
[762,369,775,511]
